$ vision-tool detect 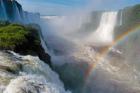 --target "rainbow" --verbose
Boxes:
[85,24,140,82]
